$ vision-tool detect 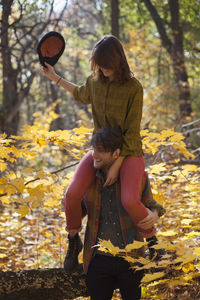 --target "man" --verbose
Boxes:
[63,128,165,300]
